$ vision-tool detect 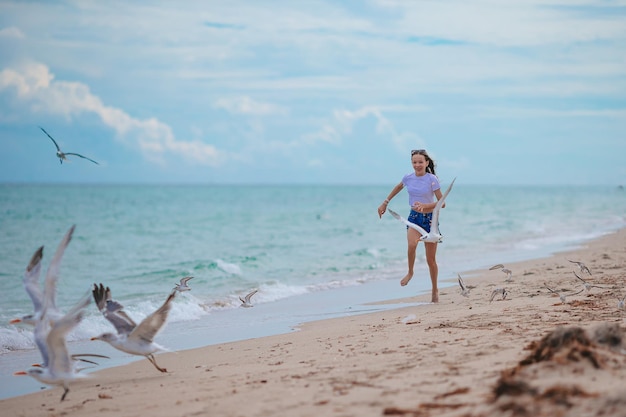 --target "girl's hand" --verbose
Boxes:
[378,203,387,218]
